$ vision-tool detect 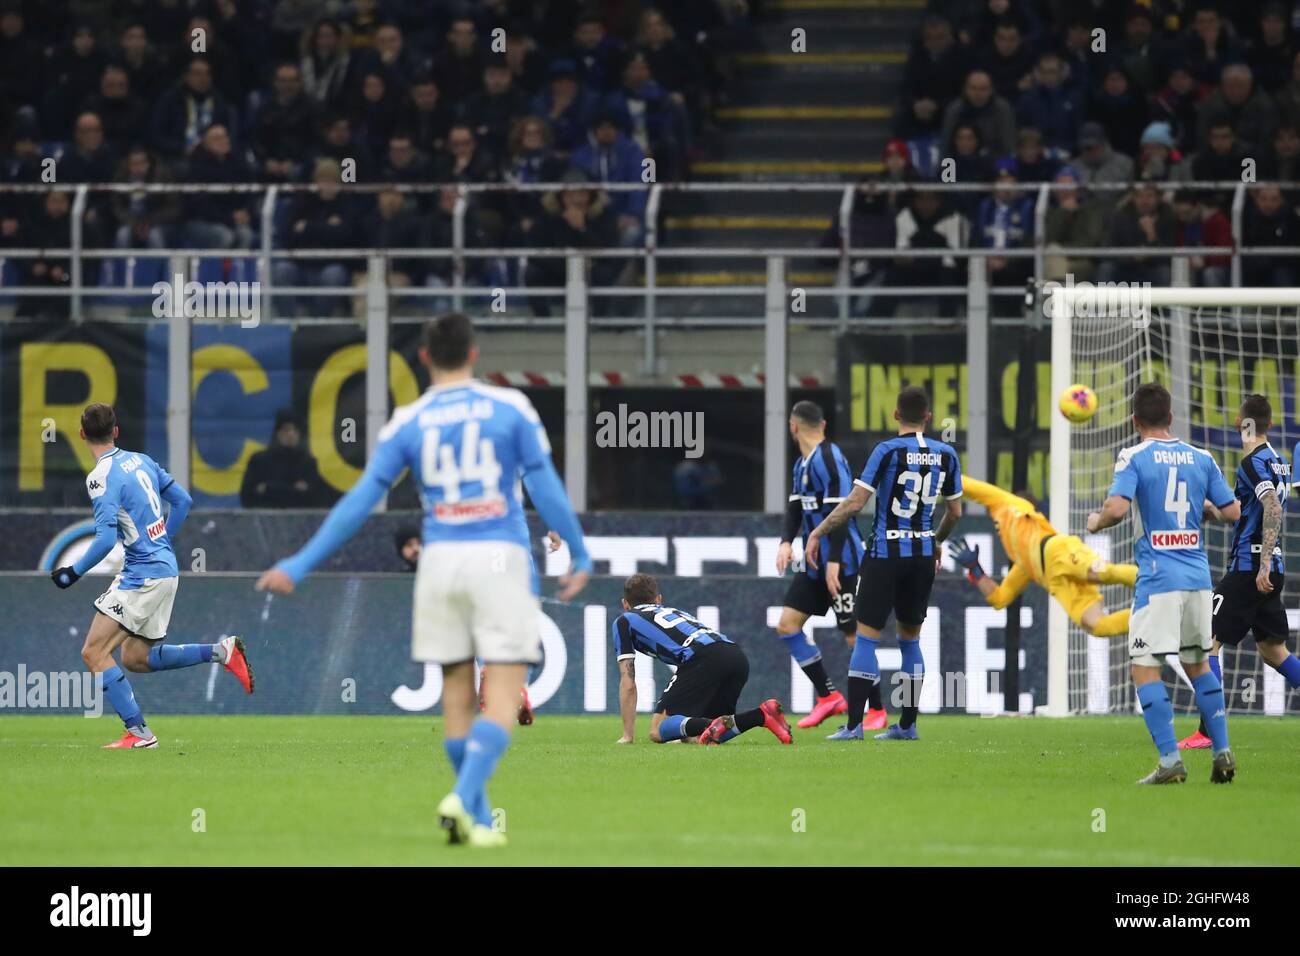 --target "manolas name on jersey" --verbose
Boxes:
[1108,437,1235,610]
[368,380,549,551]
[84,447,179,587]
